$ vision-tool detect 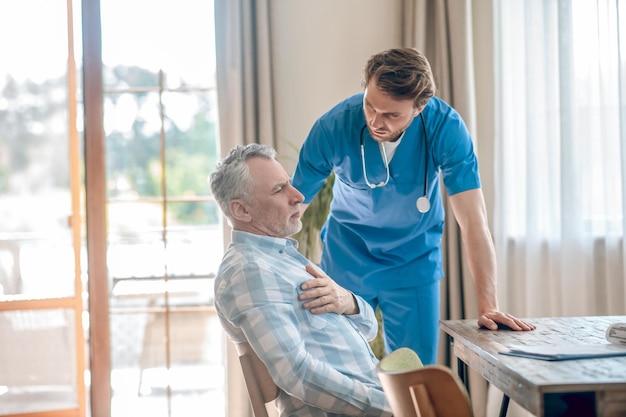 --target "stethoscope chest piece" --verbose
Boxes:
[416,196,431,213]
